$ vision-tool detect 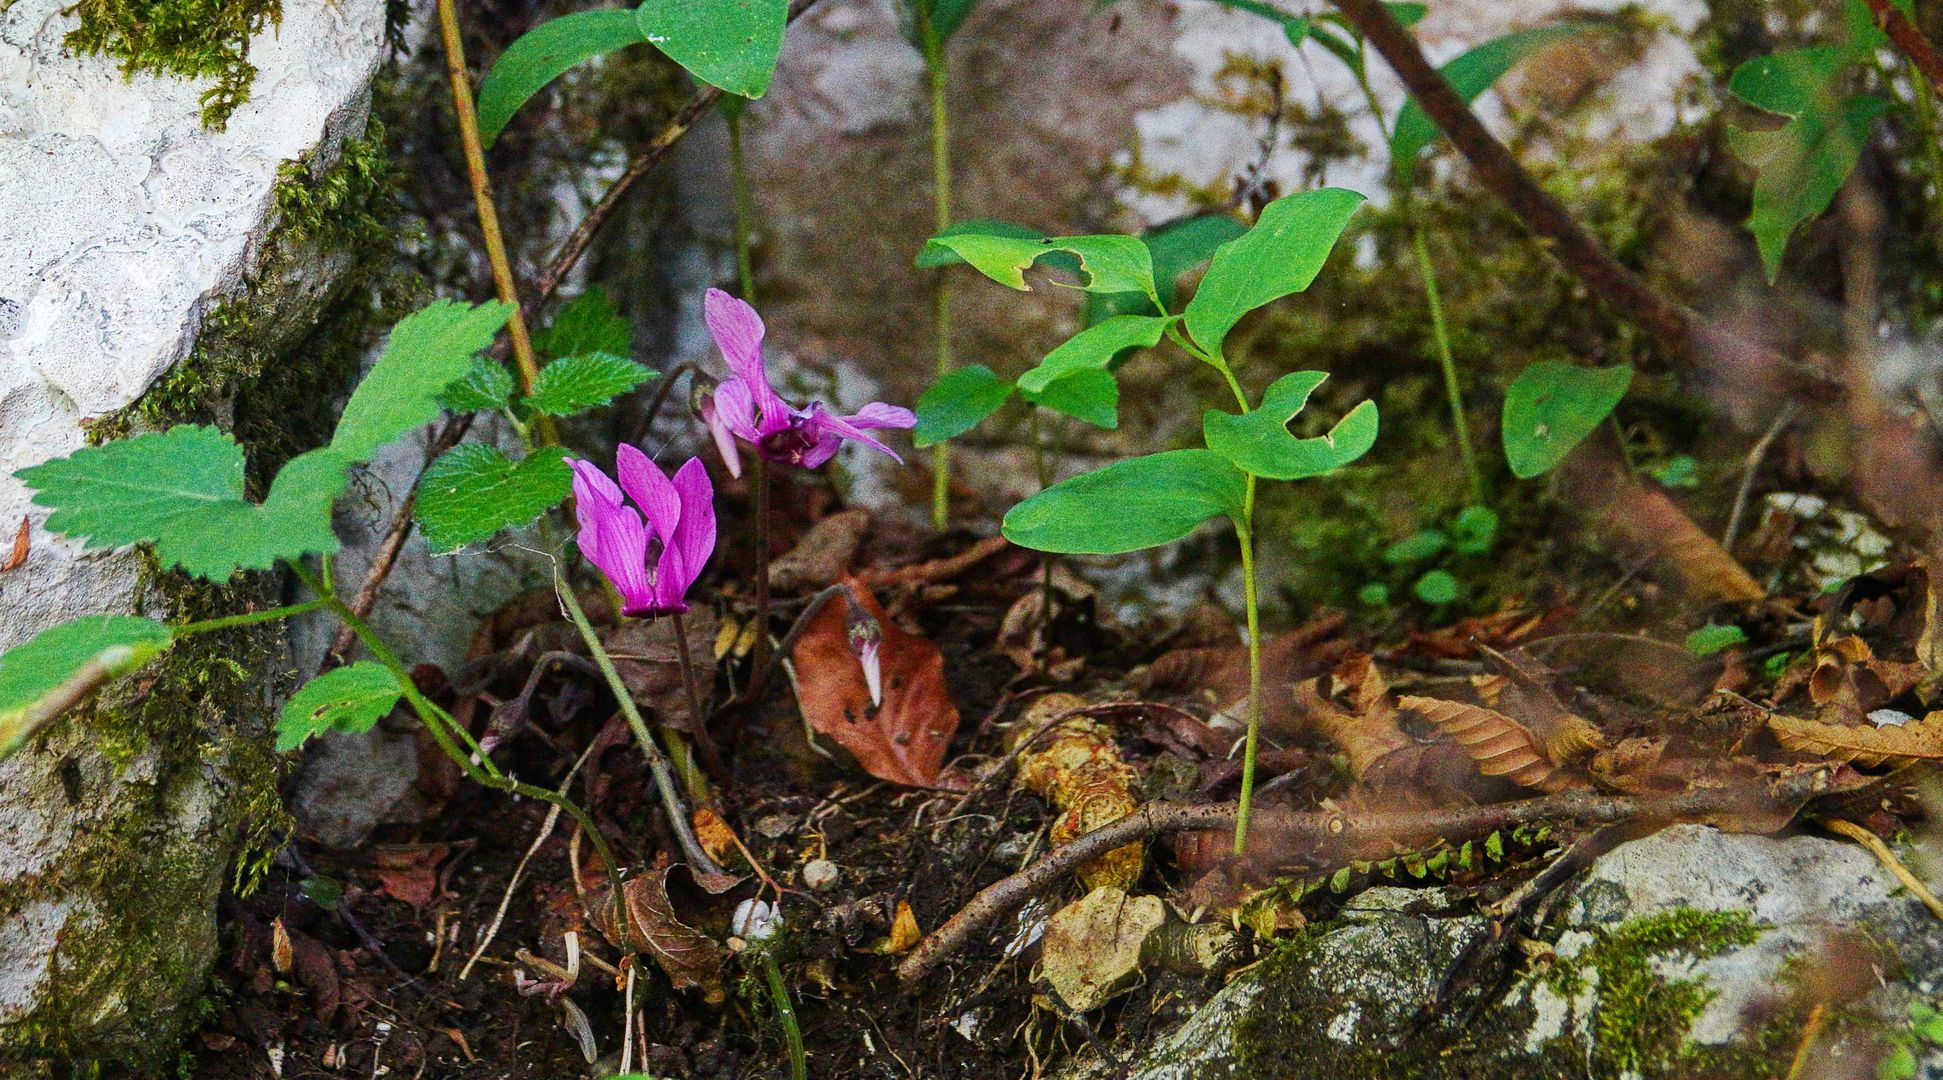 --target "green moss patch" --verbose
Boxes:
[63,0,282,129]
